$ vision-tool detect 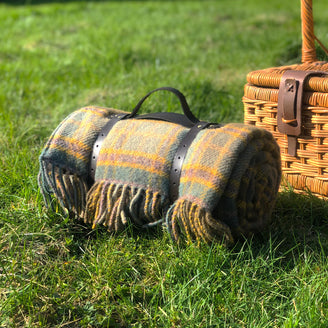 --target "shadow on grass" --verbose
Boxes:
[274,41,328,66]
[239,190,328,264]
[55,215,165,259]
[39,183,328,267]
[62,188,328,250]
